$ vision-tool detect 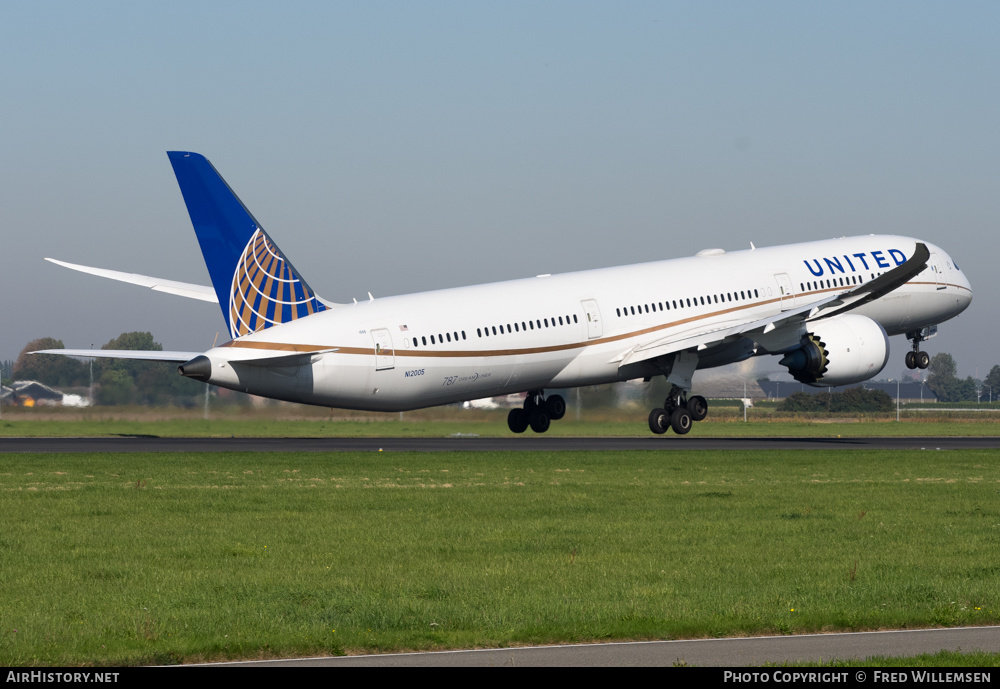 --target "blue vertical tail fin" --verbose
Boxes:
[167,151,329,339]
